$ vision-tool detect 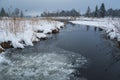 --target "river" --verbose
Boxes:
[0,23,120,80]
